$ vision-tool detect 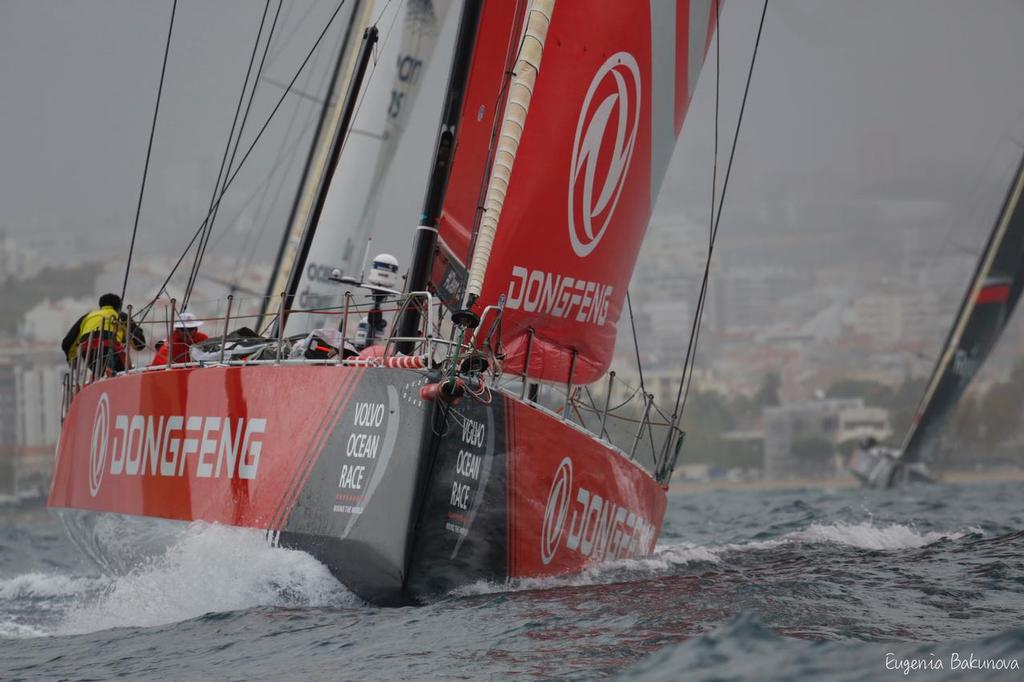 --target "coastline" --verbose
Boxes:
[669,467,1024,495]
